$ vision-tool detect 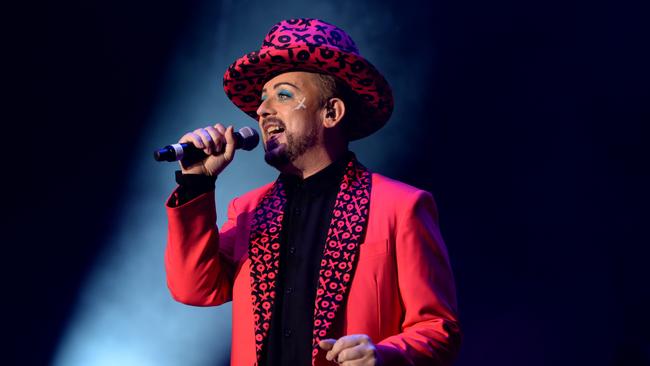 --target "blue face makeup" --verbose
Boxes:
[277,89,294,100]
[260,88,295,104]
